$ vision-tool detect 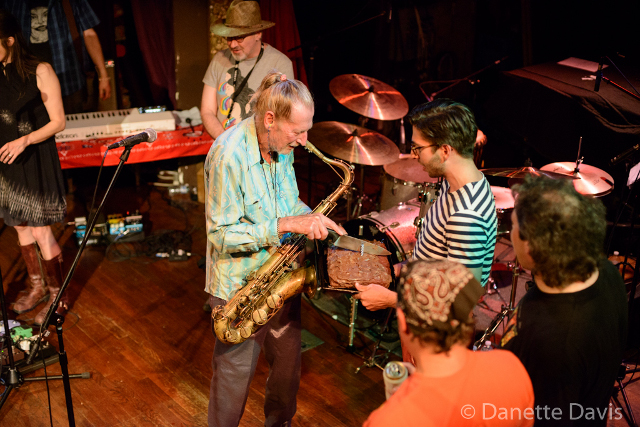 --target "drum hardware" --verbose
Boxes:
[413,181,441,238]
[350,185,375,220]
[378,221,400,232]
[355,308,395,373]
[473,260,522,349]
[482,276,503,298]
[346,297,359,353]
